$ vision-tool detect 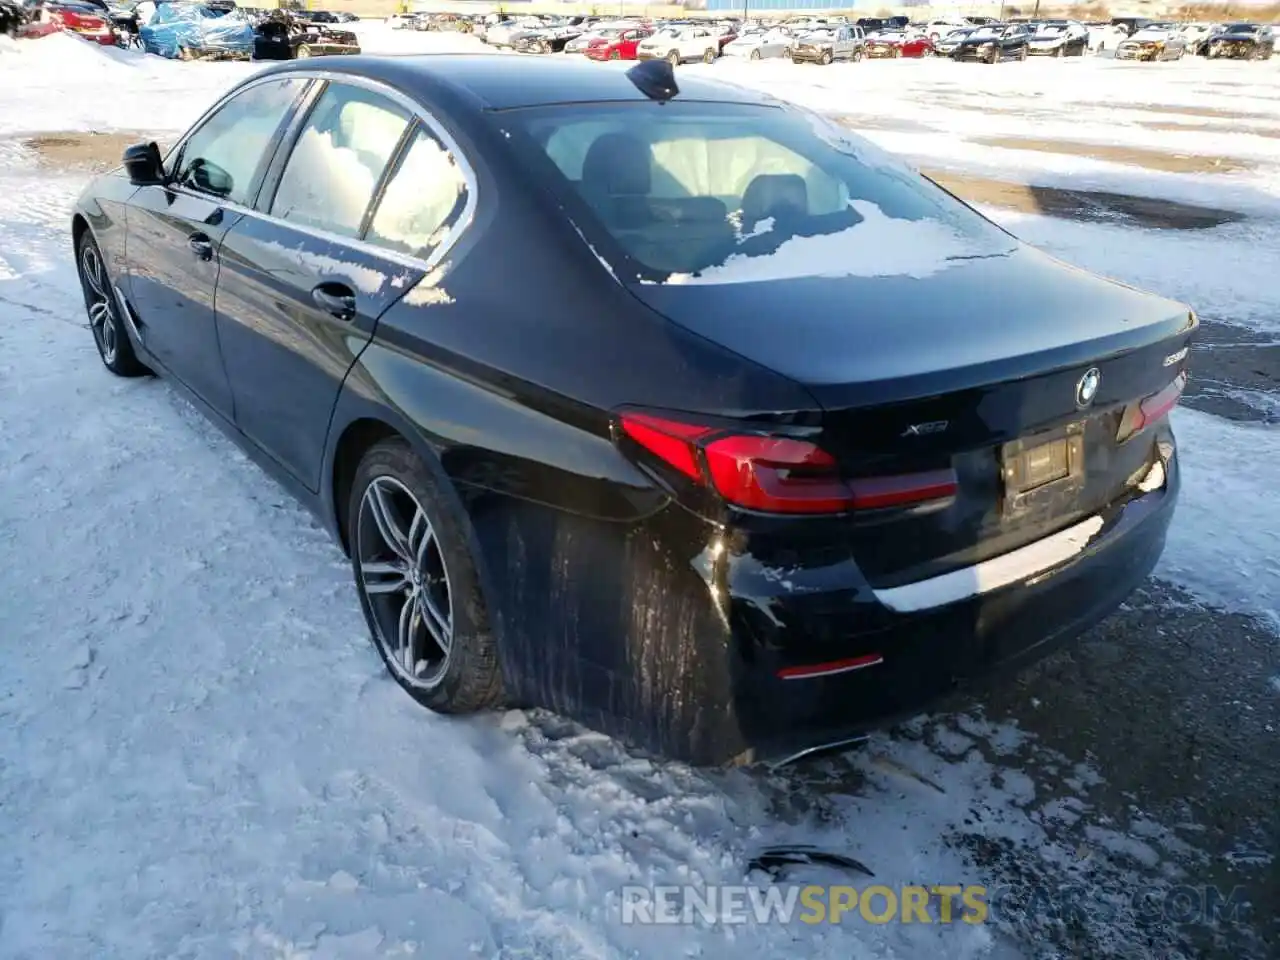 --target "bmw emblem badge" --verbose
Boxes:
[1076,367,1101,408]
